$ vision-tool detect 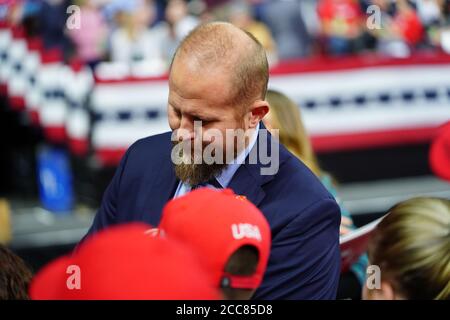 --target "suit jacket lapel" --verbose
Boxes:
[228,164,266,207]
[228,123,282,207]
